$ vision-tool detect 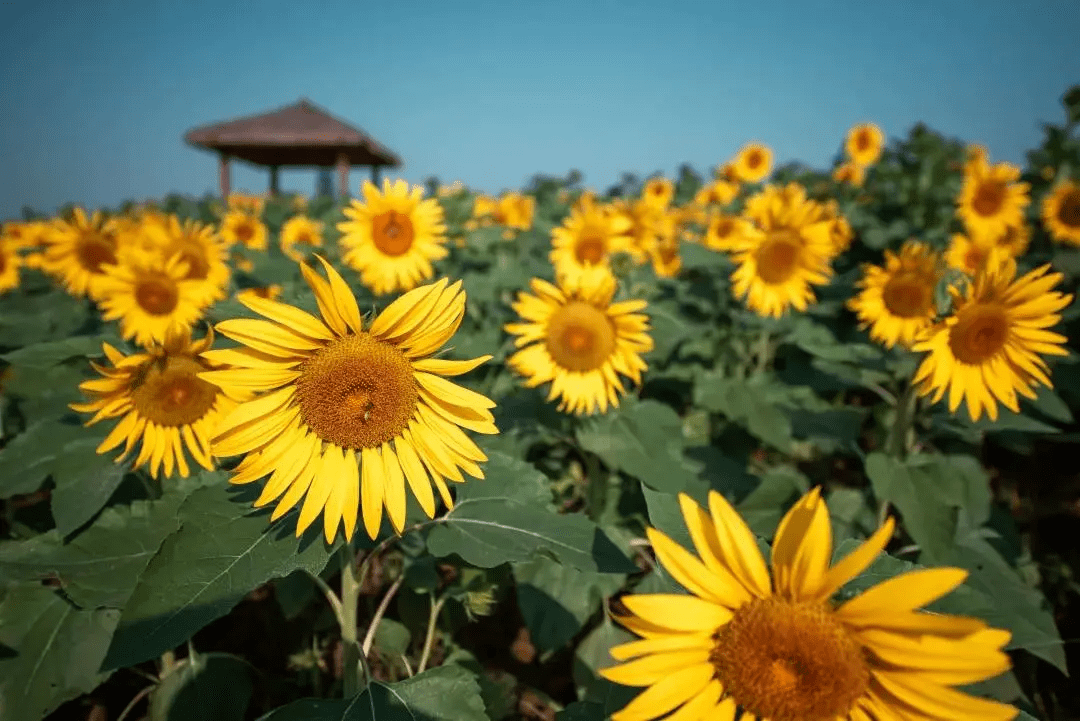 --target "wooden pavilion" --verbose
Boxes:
[184,99,401,198]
